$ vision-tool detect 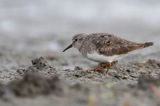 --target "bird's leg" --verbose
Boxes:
[93,64,106,73]
[93,62,110,73]
[111,60,118,67]
[99,62,112,74]
[94,61,118,74]
[105,60,118,73]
